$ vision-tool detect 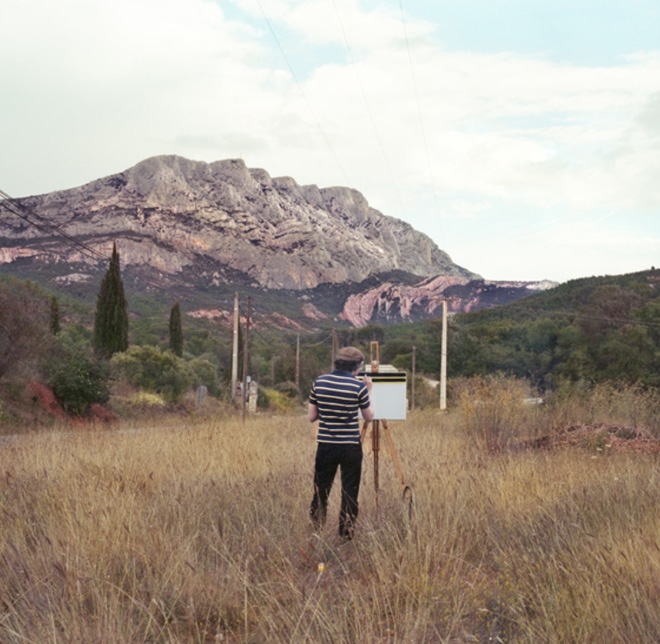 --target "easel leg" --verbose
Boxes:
[361,419,412,517]
[381,419,405,490]
[382,420,413,516]
[373,420,380,512]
